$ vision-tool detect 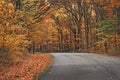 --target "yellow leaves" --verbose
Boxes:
[0,1,5,5]
[54,8,67,18]
[28,17,34,23]
[8,3,14,9]
[96,32,104,36]
[63,29,69,34]
[6,22,9,26]
[95,41,104,45]
[0,20,29,63]
[0,1,14,15]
